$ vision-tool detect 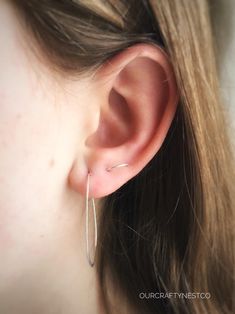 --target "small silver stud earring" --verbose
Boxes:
[85,163,129,267]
